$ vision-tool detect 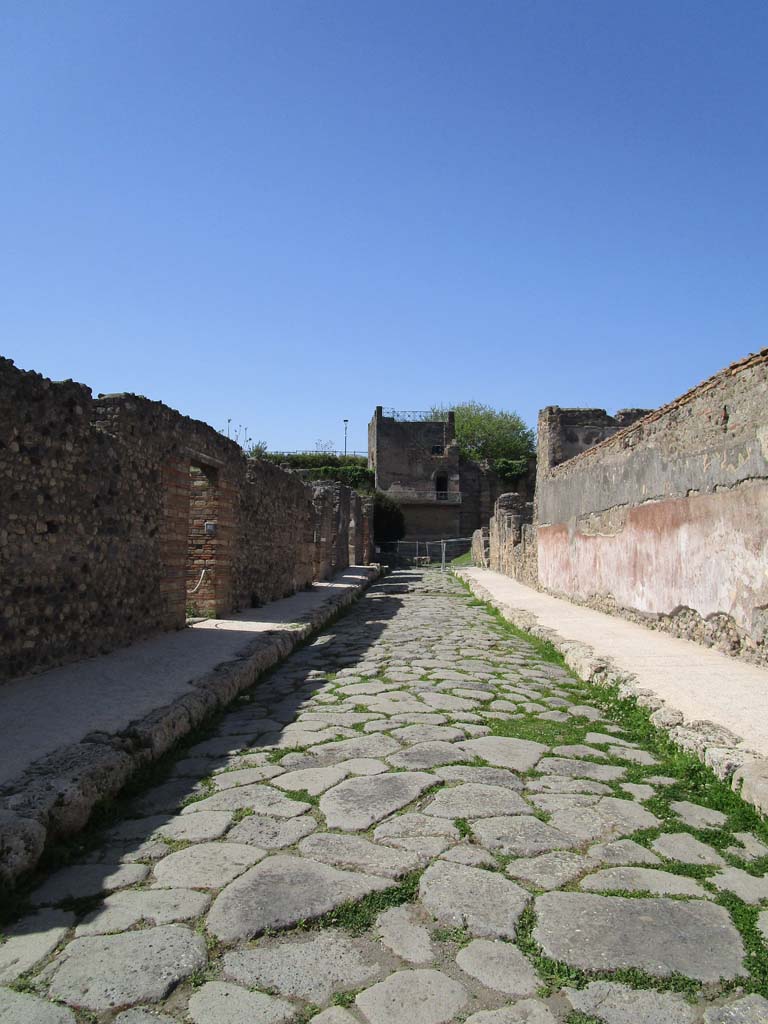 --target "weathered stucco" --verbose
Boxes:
[539,485,768,641]
[535,349,768,659]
